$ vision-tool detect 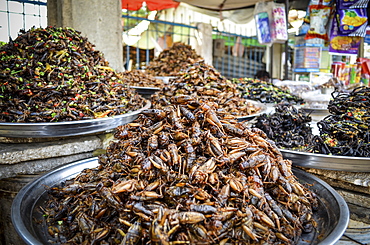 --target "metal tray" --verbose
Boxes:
[237,100,268,121]
[0,101,151,138]
[130,86,161,99]
[12,158,349,245]
[301,107,330,116]
[280,149,370,172]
